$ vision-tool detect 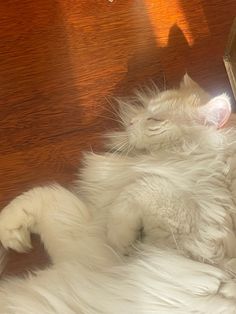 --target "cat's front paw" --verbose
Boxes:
[0,199,33,253]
